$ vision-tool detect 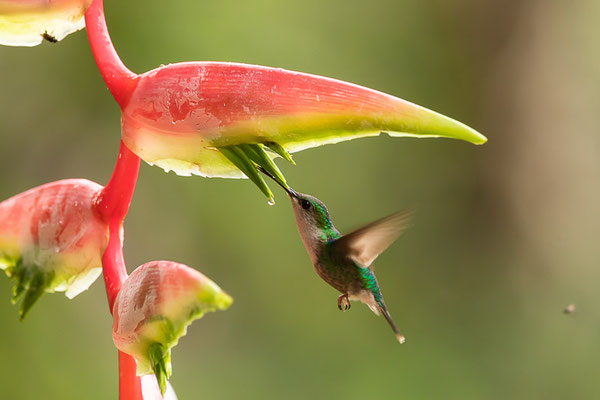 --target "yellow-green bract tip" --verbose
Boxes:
[213,290,234,310]
[402,107,487,145]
